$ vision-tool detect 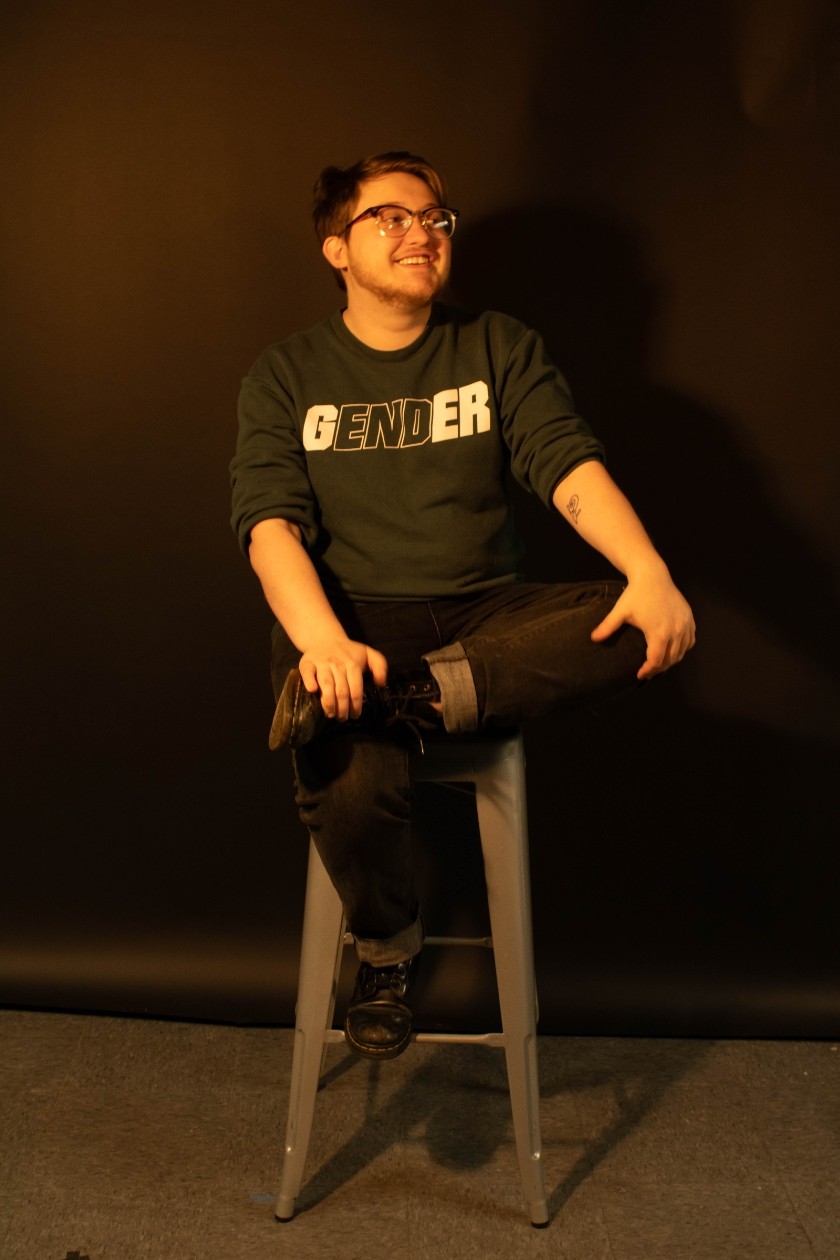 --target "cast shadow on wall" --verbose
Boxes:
[435,205,840,1035]
[451,204,839,678]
